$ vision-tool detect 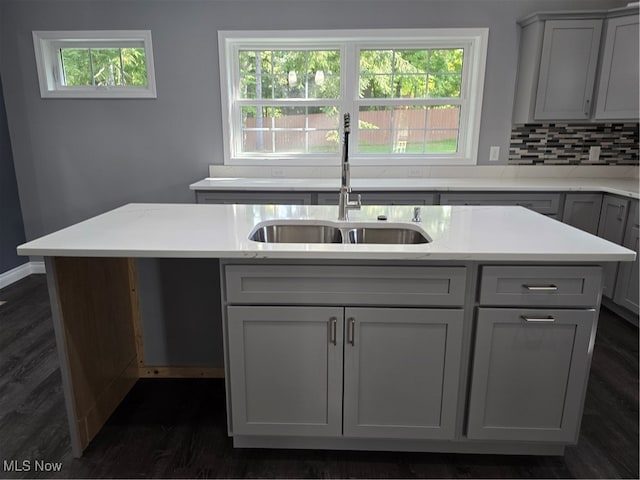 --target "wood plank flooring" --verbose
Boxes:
[1,274,638,479]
